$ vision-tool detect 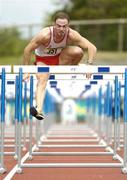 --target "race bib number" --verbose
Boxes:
[47,48,57,55]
